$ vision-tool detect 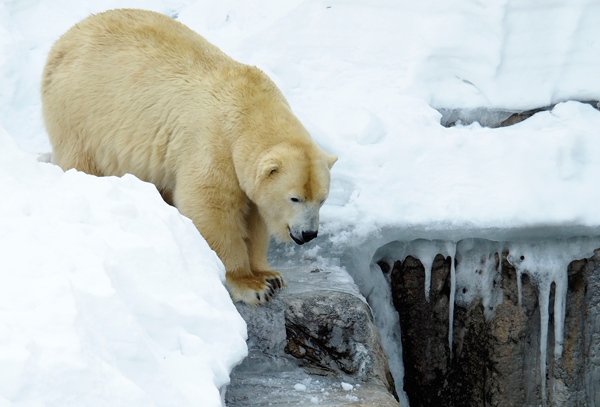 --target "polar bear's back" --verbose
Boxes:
[60,9,229,70]
[41,9,234,189]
